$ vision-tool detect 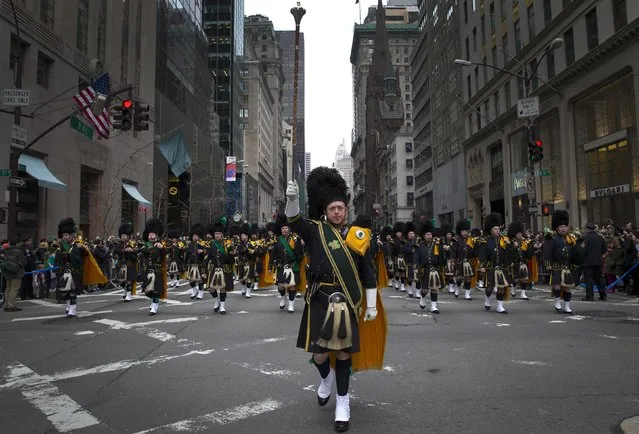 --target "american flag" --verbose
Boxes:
[72,73,111,139]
